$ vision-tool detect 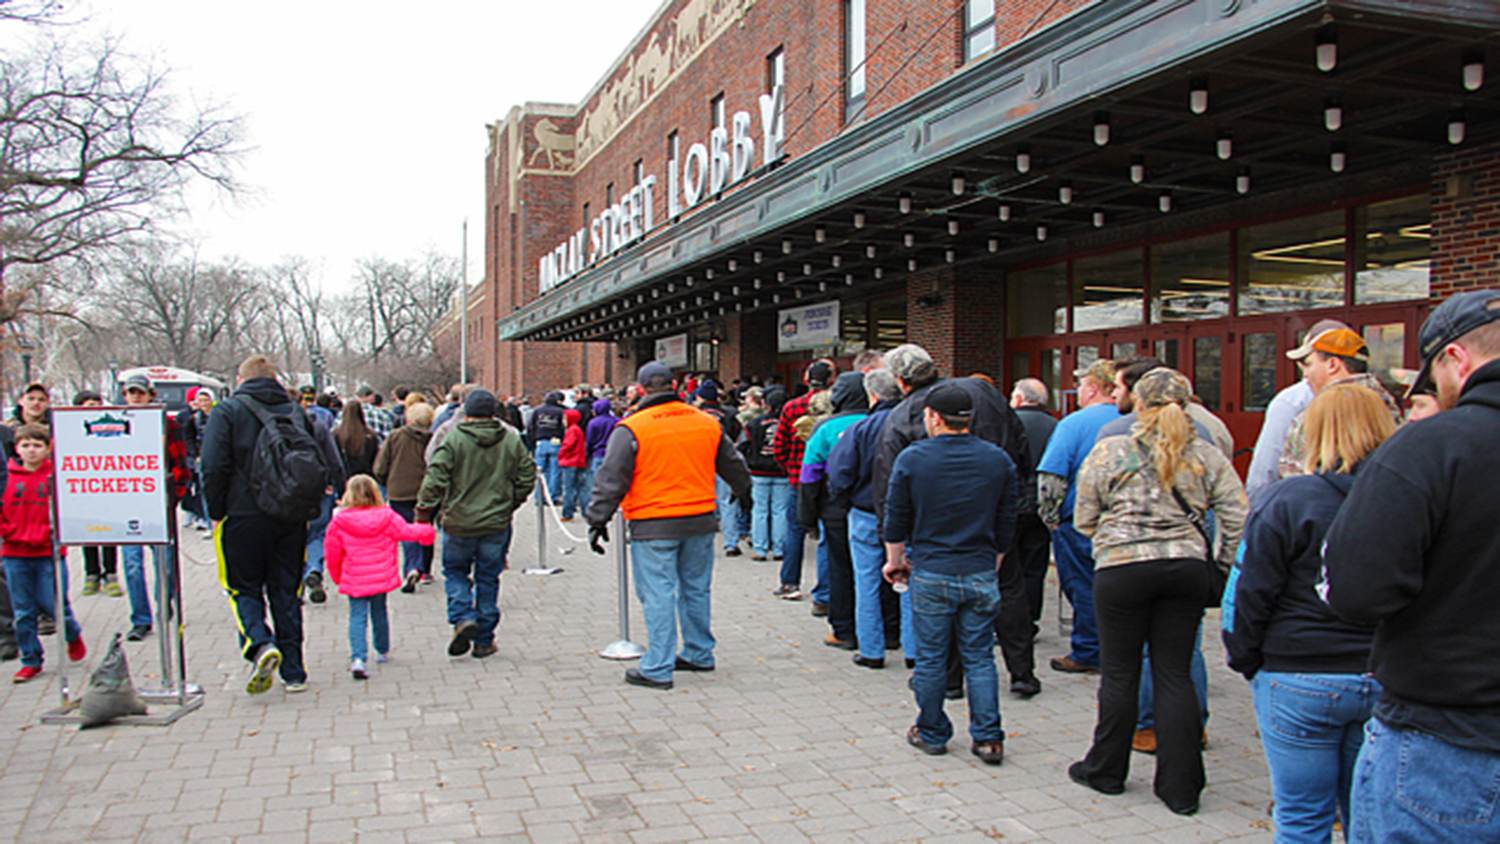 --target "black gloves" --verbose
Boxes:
[736,495,753,516]
[588,522,610,555]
